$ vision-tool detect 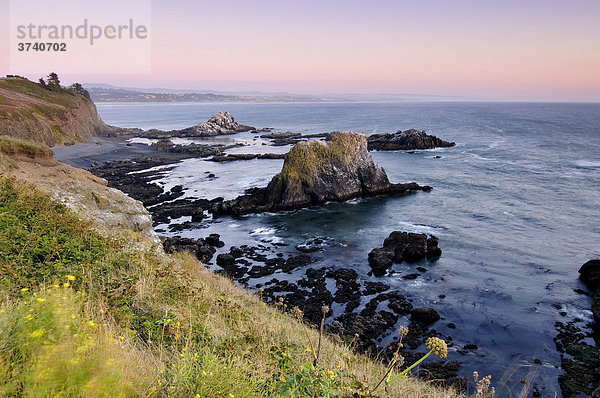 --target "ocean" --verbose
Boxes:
[94,102,600,396]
